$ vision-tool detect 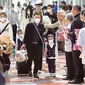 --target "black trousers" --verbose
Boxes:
[46,58,56,73]
[72,50,84,80]
[39,55,42,70]
[0,72,5,85]
[83,65,85,77]
[3,53,10,71]
[65,52,75,78]
[27,43,42,74]
[12,24,17,43]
